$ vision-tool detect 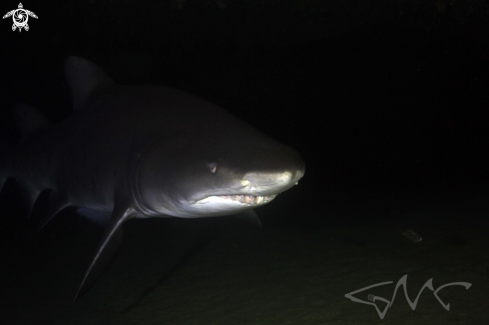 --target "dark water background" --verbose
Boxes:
[1,1,488,324]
